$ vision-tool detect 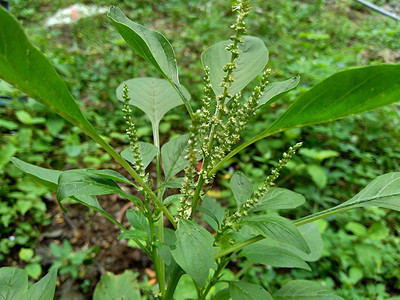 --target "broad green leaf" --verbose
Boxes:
[251,187,305,211]
[337,172,400,211]
[201,36,269,97]
[161,134,189,180]
[10,157,62,190]
[86,169,133,186]
[11,157,123,226]
[24,268,57,300]
[243,215,310,253]
[171,220,217,286]
[230,172,253,209]
[0,267,28,300]
[93,270,142,300]
[306,164,327,189]
[296,172,400,226]
[258,75,300,108]
[0,7,104,148]
[108,6,179,87]
[121,142,158,169]
[108,6,191,112]
[56,169,141,224]
[274,280,343,300]
[229,281,273,300]
[201,196,225,231]
[126,209,148,233]
[241,241,310,270]
[116,78,188,137]
[57,169,125,202]
[264,64,400,136]
[284,223,323,262]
